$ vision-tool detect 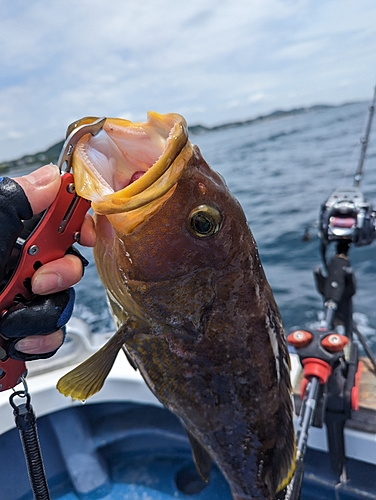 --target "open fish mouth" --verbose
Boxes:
[70,112,189,216]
